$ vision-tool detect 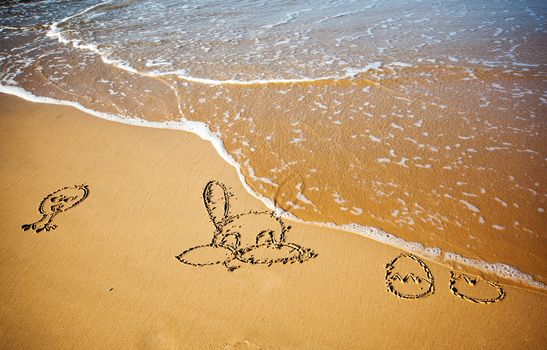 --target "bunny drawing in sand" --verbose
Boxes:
[176,180,317,271]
